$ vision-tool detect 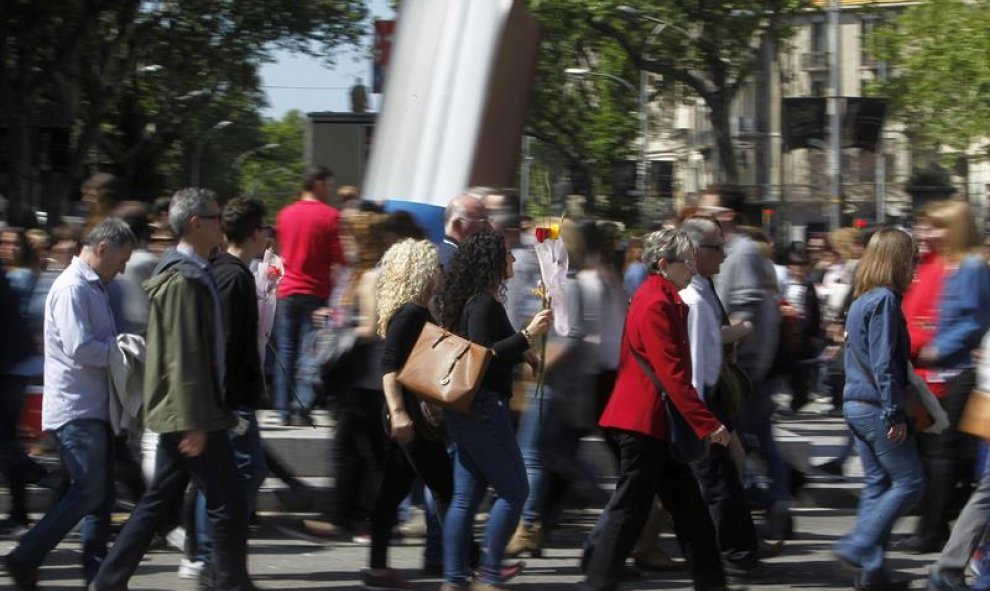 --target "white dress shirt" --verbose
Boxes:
[679,275,723,398]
